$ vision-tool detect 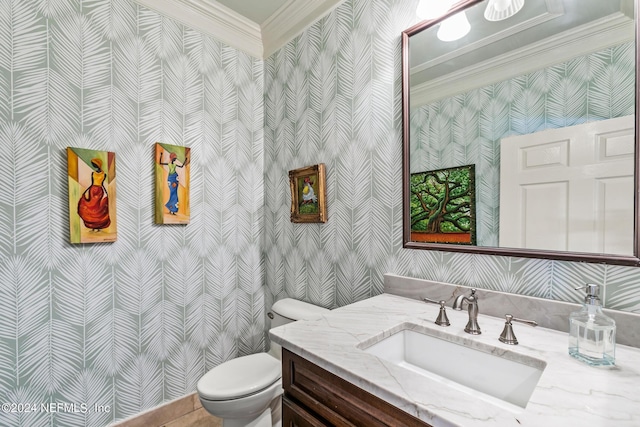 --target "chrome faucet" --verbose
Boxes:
[452,289,481,335]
